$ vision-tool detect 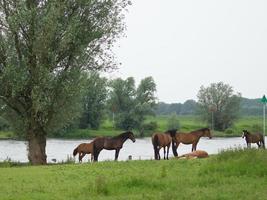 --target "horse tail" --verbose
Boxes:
[152,134,159,160]
[73,147,78,157]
